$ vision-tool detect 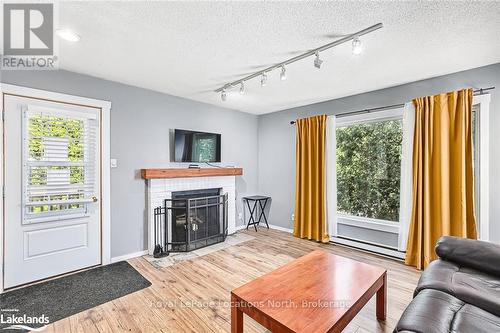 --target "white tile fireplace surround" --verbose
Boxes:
[146,175,236,256]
